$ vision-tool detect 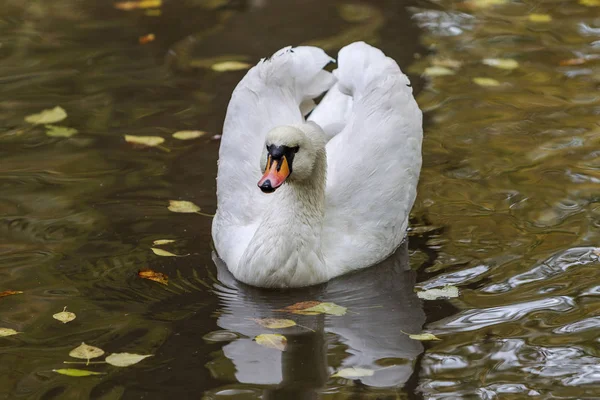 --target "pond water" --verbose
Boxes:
[1,0,599,399]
